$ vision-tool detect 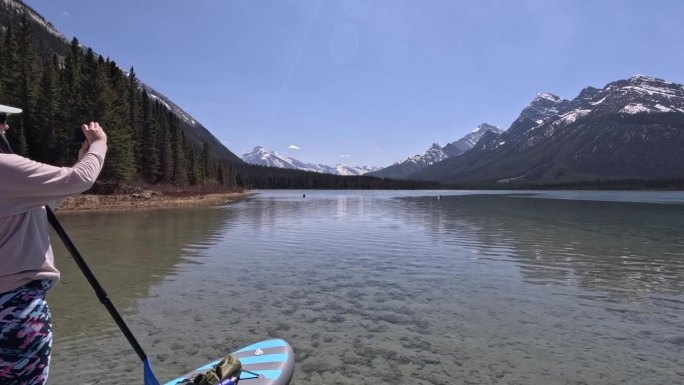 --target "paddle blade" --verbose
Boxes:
[144,358,161,385]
